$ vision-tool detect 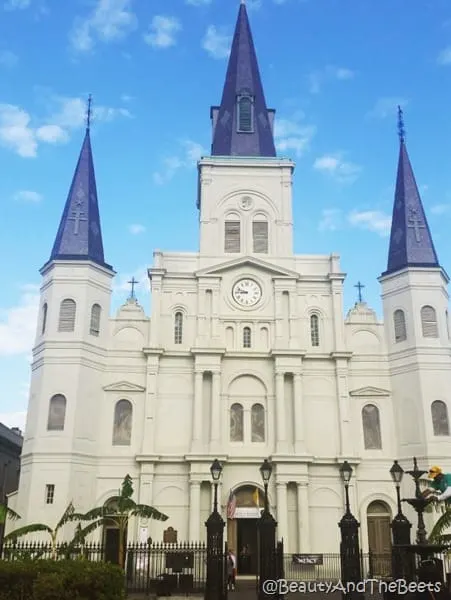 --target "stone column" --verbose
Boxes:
[276,482,289,549]
[191,370,203,452]
[297,483,310,553]
[293,372,305,453]
[212,289,220,339]
[189,481,201,541]
[335,360,352,456]
[274,291,283,342]
[196,285,206,342]
[138,467,154,542]
[149,275,162,346]
[331,278,345,350]
[141,358,159,454]
[275,372,287,453]
[210,371,221,452]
